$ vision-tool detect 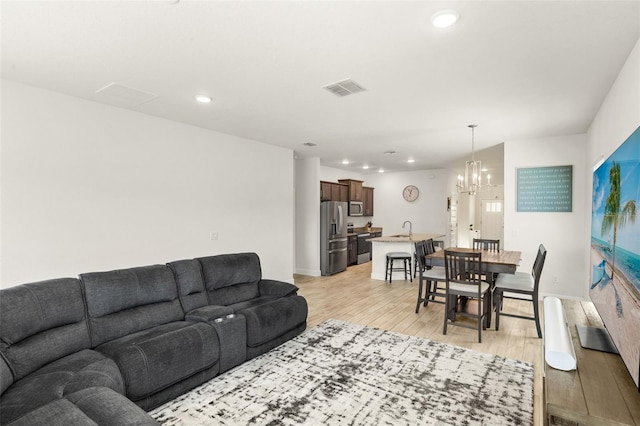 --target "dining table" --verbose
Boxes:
[425,247,522,327]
